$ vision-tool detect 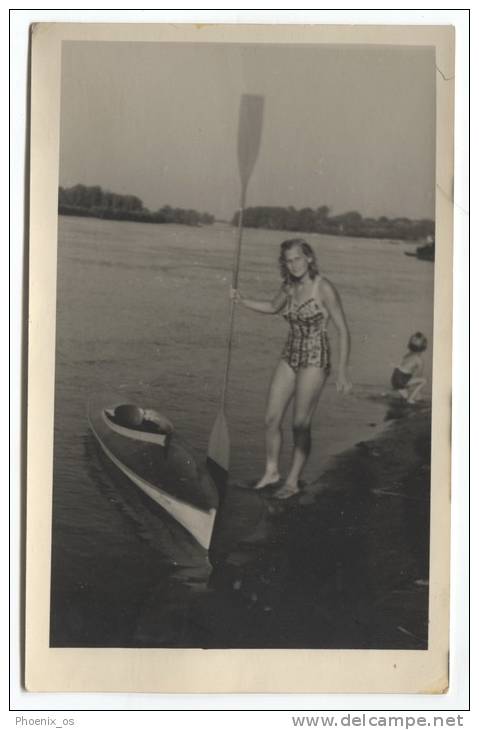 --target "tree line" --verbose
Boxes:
[58,185,215,226]
[59,185,434,241]
[232,206,434,241]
